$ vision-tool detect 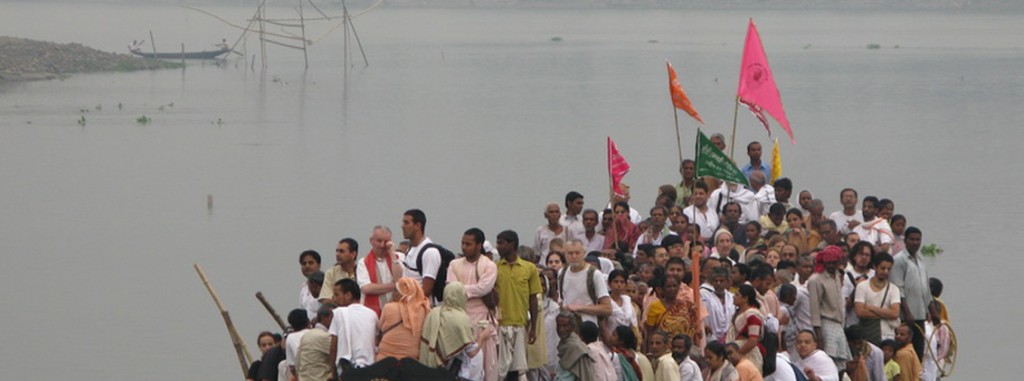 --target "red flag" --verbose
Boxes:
[737,18,794,143]
[607,137,630,197]
[667,61,703,124]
